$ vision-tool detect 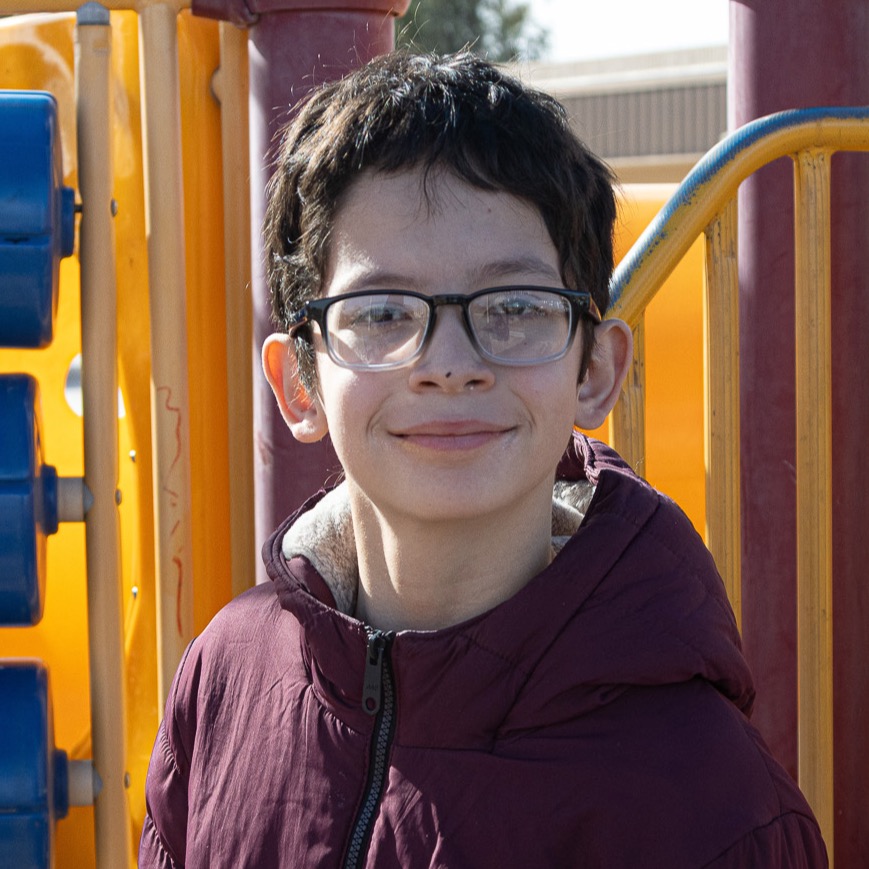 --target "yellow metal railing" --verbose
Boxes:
[0,0,196,865]
[608,106,869,863]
